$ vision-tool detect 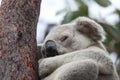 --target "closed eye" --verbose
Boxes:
[60,36,68,42]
